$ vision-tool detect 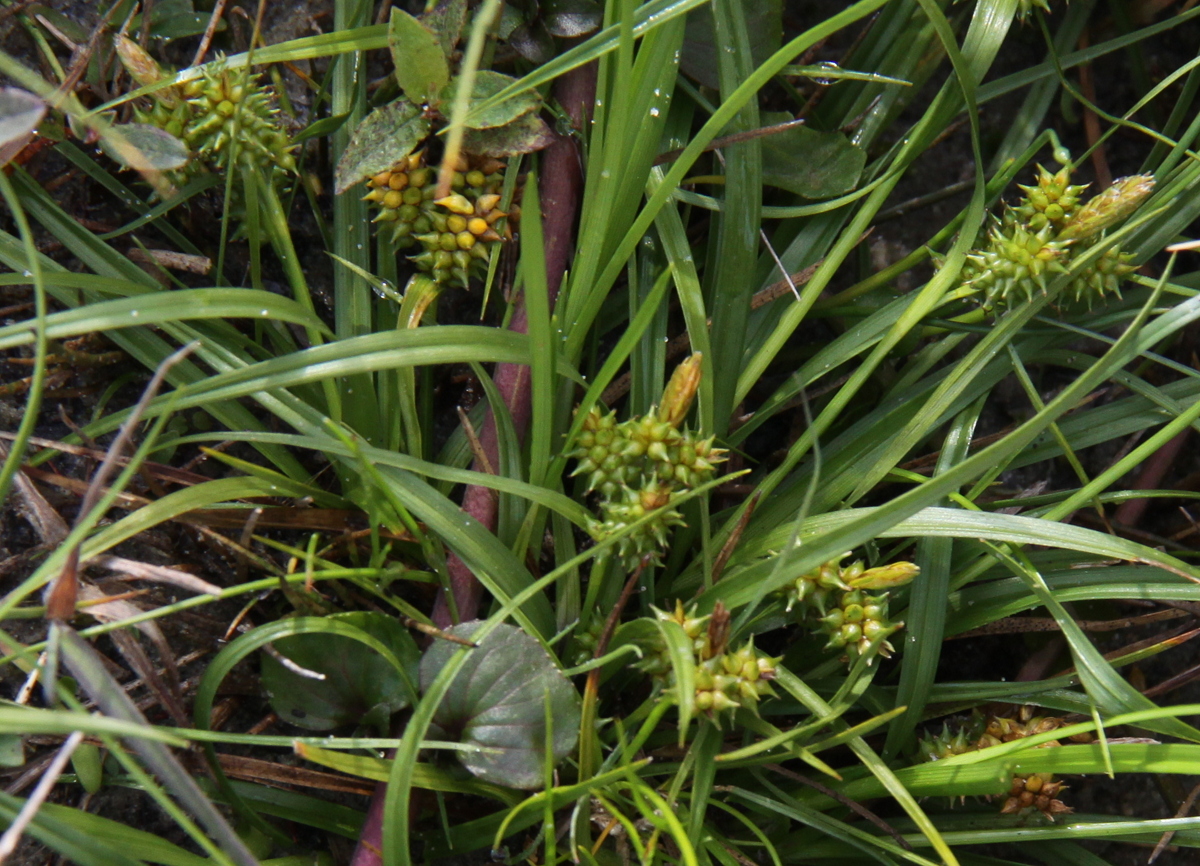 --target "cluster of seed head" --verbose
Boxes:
[1011,165,1087,232]
[918,711,1075,820]
[637,601,778,721]
[573,406,726,570]
[574,355,722,570]
[963,164,1152,310]
[362,152,507,288]
[591,483,686,572]
[135,61,296,180]
[571,407,725,497]
[817,588,902,663]
[781,555,918,665]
